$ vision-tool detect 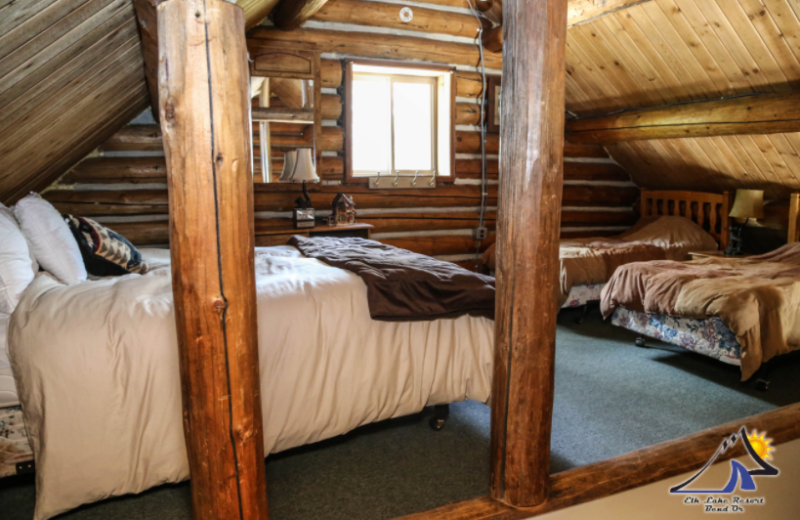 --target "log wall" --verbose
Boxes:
[45,1,639,266]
